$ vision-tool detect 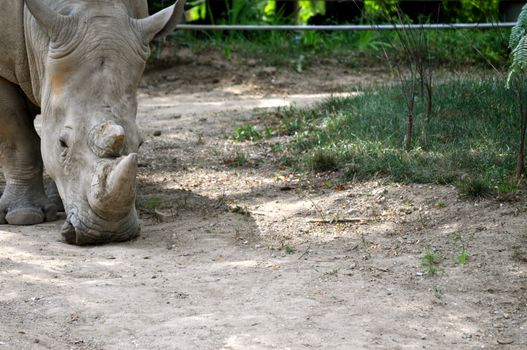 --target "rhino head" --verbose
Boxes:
[25,0,186,245]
